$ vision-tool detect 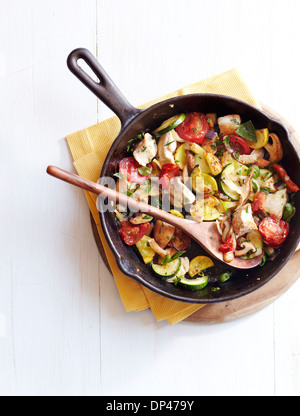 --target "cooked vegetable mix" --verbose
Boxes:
[113,111,299,291]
